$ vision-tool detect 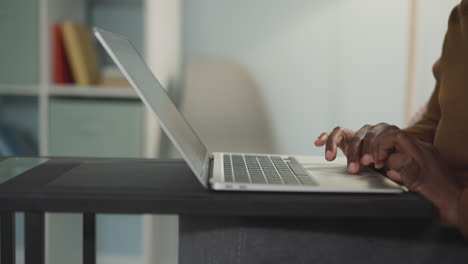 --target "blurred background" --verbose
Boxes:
[0,0,459,263]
